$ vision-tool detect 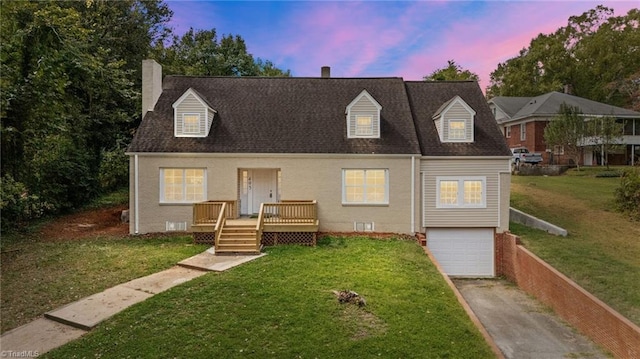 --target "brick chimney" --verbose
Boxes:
[142,59,163,120]
[321,66,330,78]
